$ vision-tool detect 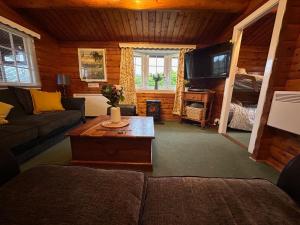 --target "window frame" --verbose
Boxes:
[133,52,179,91]
[0,24,40,87]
